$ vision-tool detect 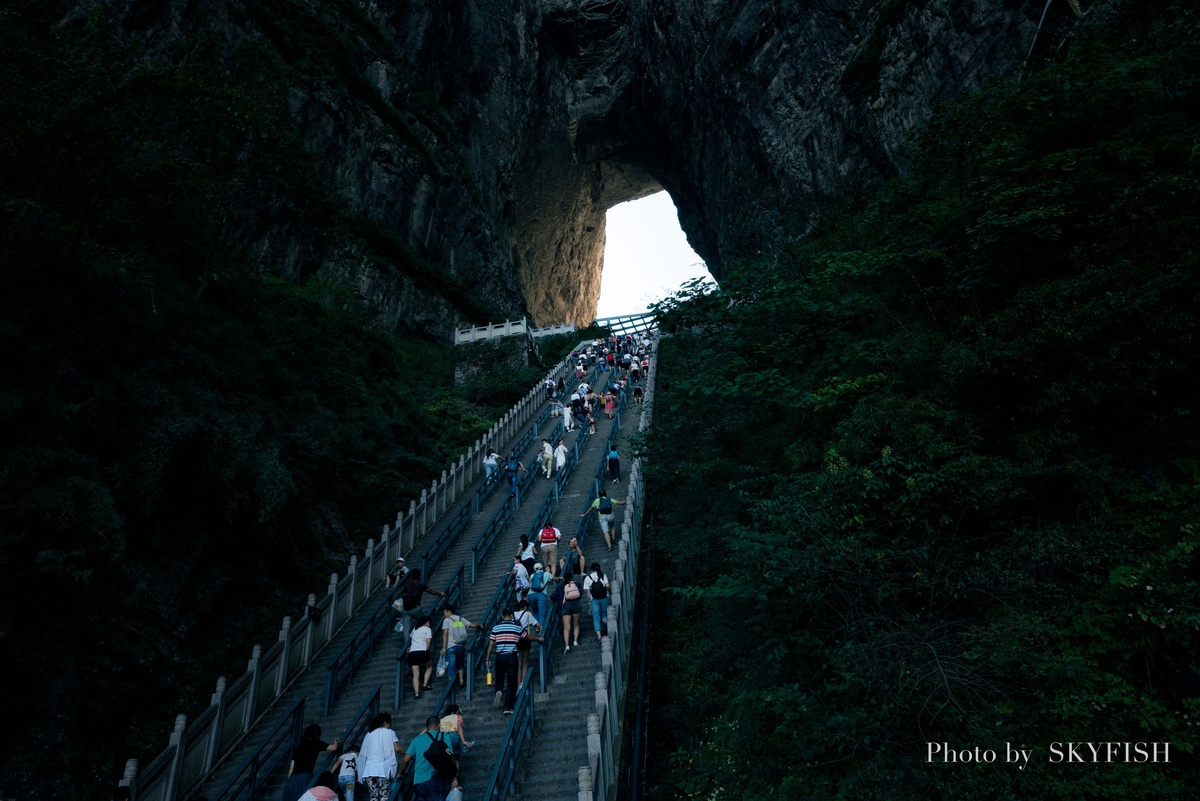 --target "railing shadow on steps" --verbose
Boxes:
[207,697,306,801]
